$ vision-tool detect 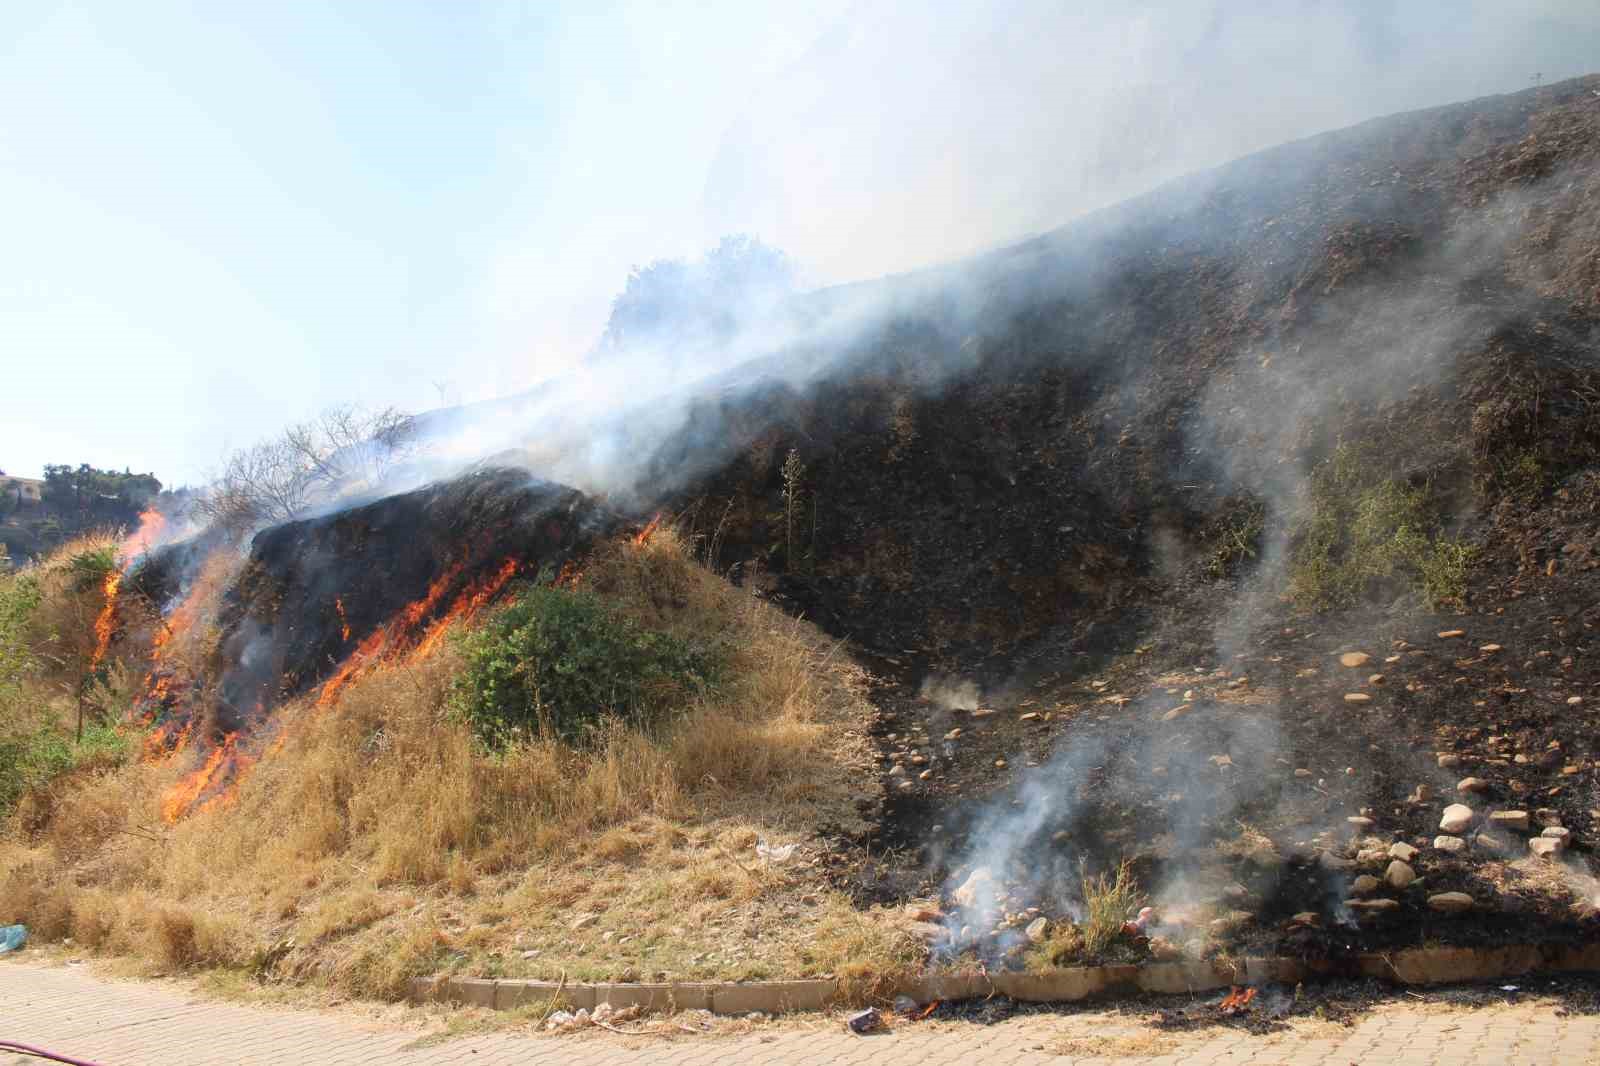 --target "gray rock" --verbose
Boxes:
[1350,875,1381,896]
[1025,916,1050,944]
[1433,835,1467,854]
